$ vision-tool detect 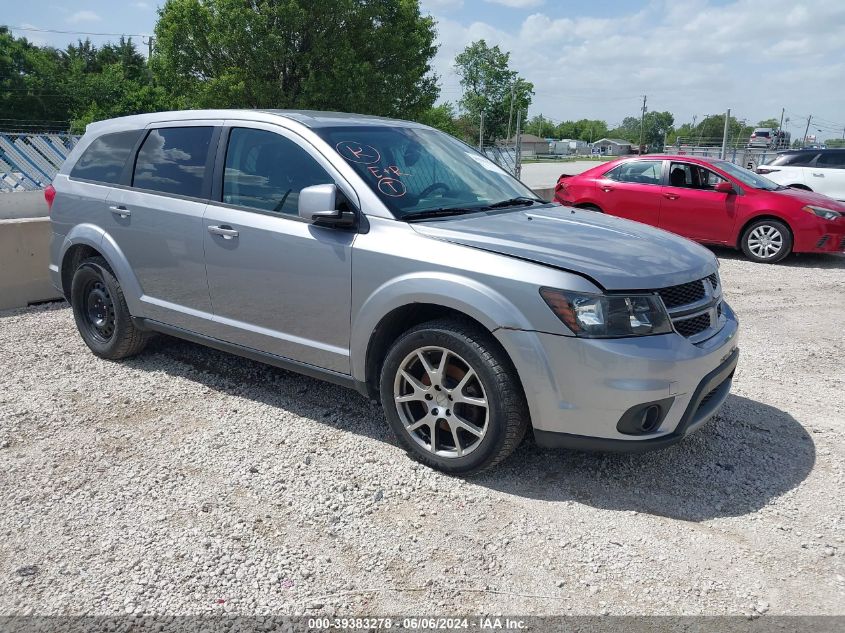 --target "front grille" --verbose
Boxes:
[655,274,723,342]
[657,280,706,309]
[840,236,845,250]
[698,385,720,410]
[674,313,712,337]
[817,235,830,248]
